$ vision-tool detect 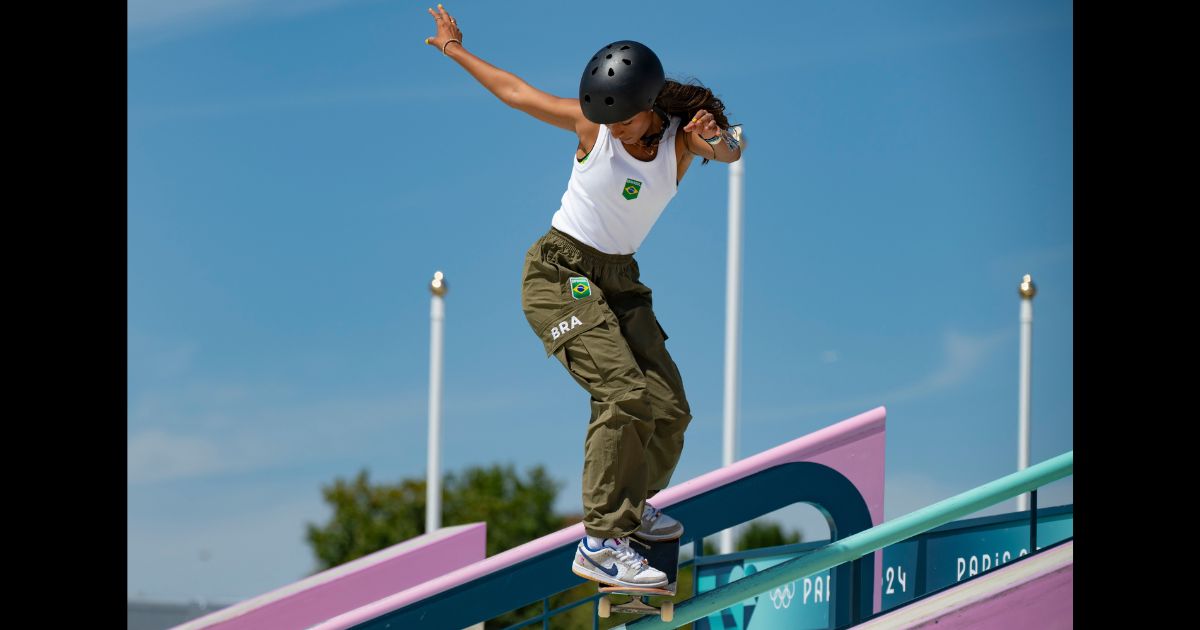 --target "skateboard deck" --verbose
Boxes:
[595,536,680,622]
